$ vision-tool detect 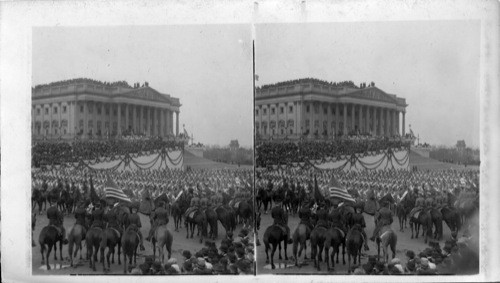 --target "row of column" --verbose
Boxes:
[256,101,405,137]
[33,100,180,138]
